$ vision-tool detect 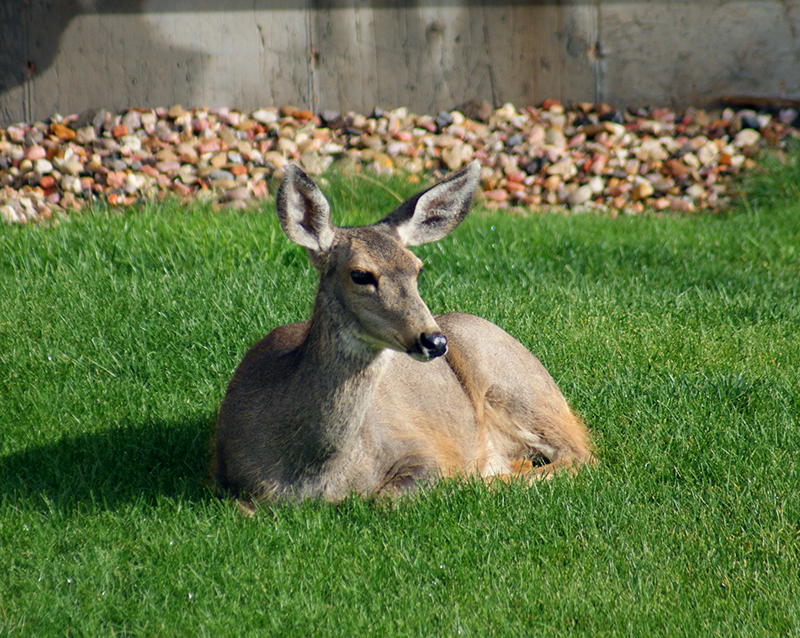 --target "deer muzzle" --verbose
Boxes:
[412,331,448,361]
